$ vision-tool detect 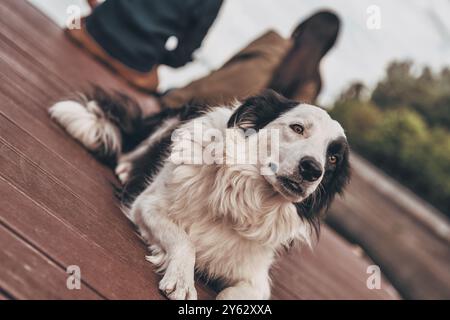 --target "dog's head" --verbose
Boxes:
[228,90,350,225]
